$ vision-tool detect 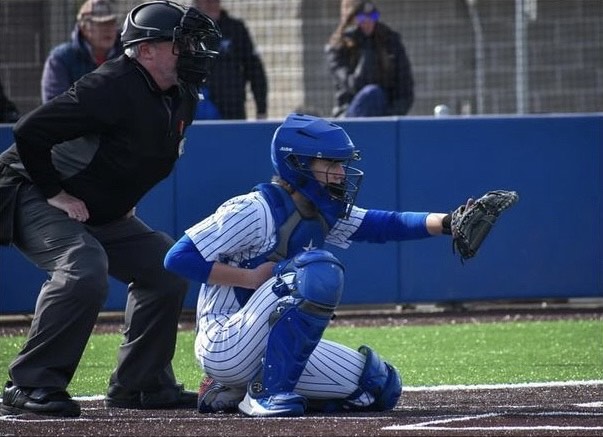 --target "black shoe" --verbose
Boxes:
[105,383,197,409]
[0,380,81,417]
